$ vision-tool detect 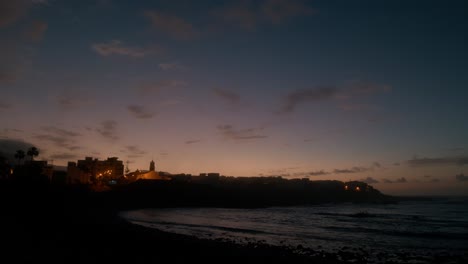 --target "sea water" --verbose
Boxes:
[121,197,468,259]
